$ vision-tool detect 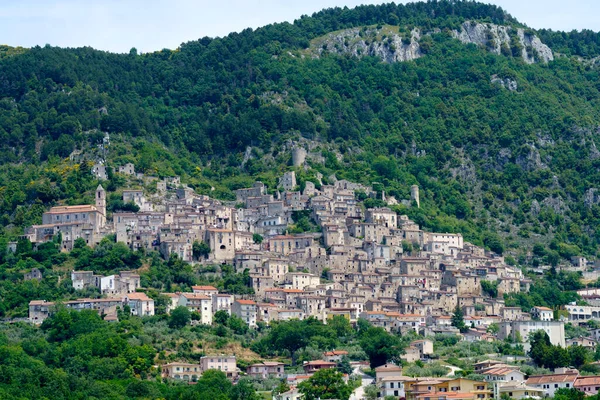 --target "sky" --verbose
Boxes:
[1,0,599,53]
